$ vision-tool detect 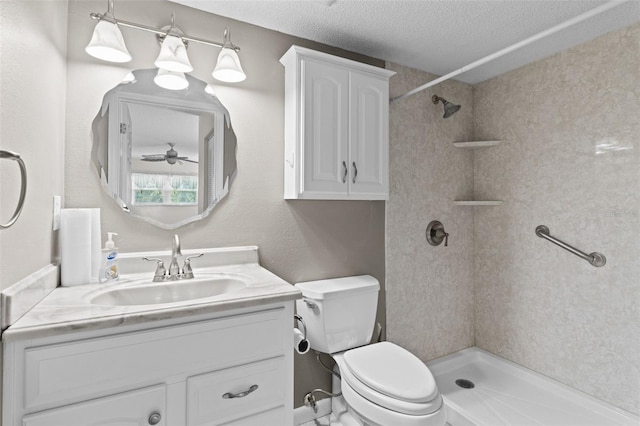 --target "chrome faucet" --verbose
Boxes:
[169,234,182,279]
[143,234,204,282]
